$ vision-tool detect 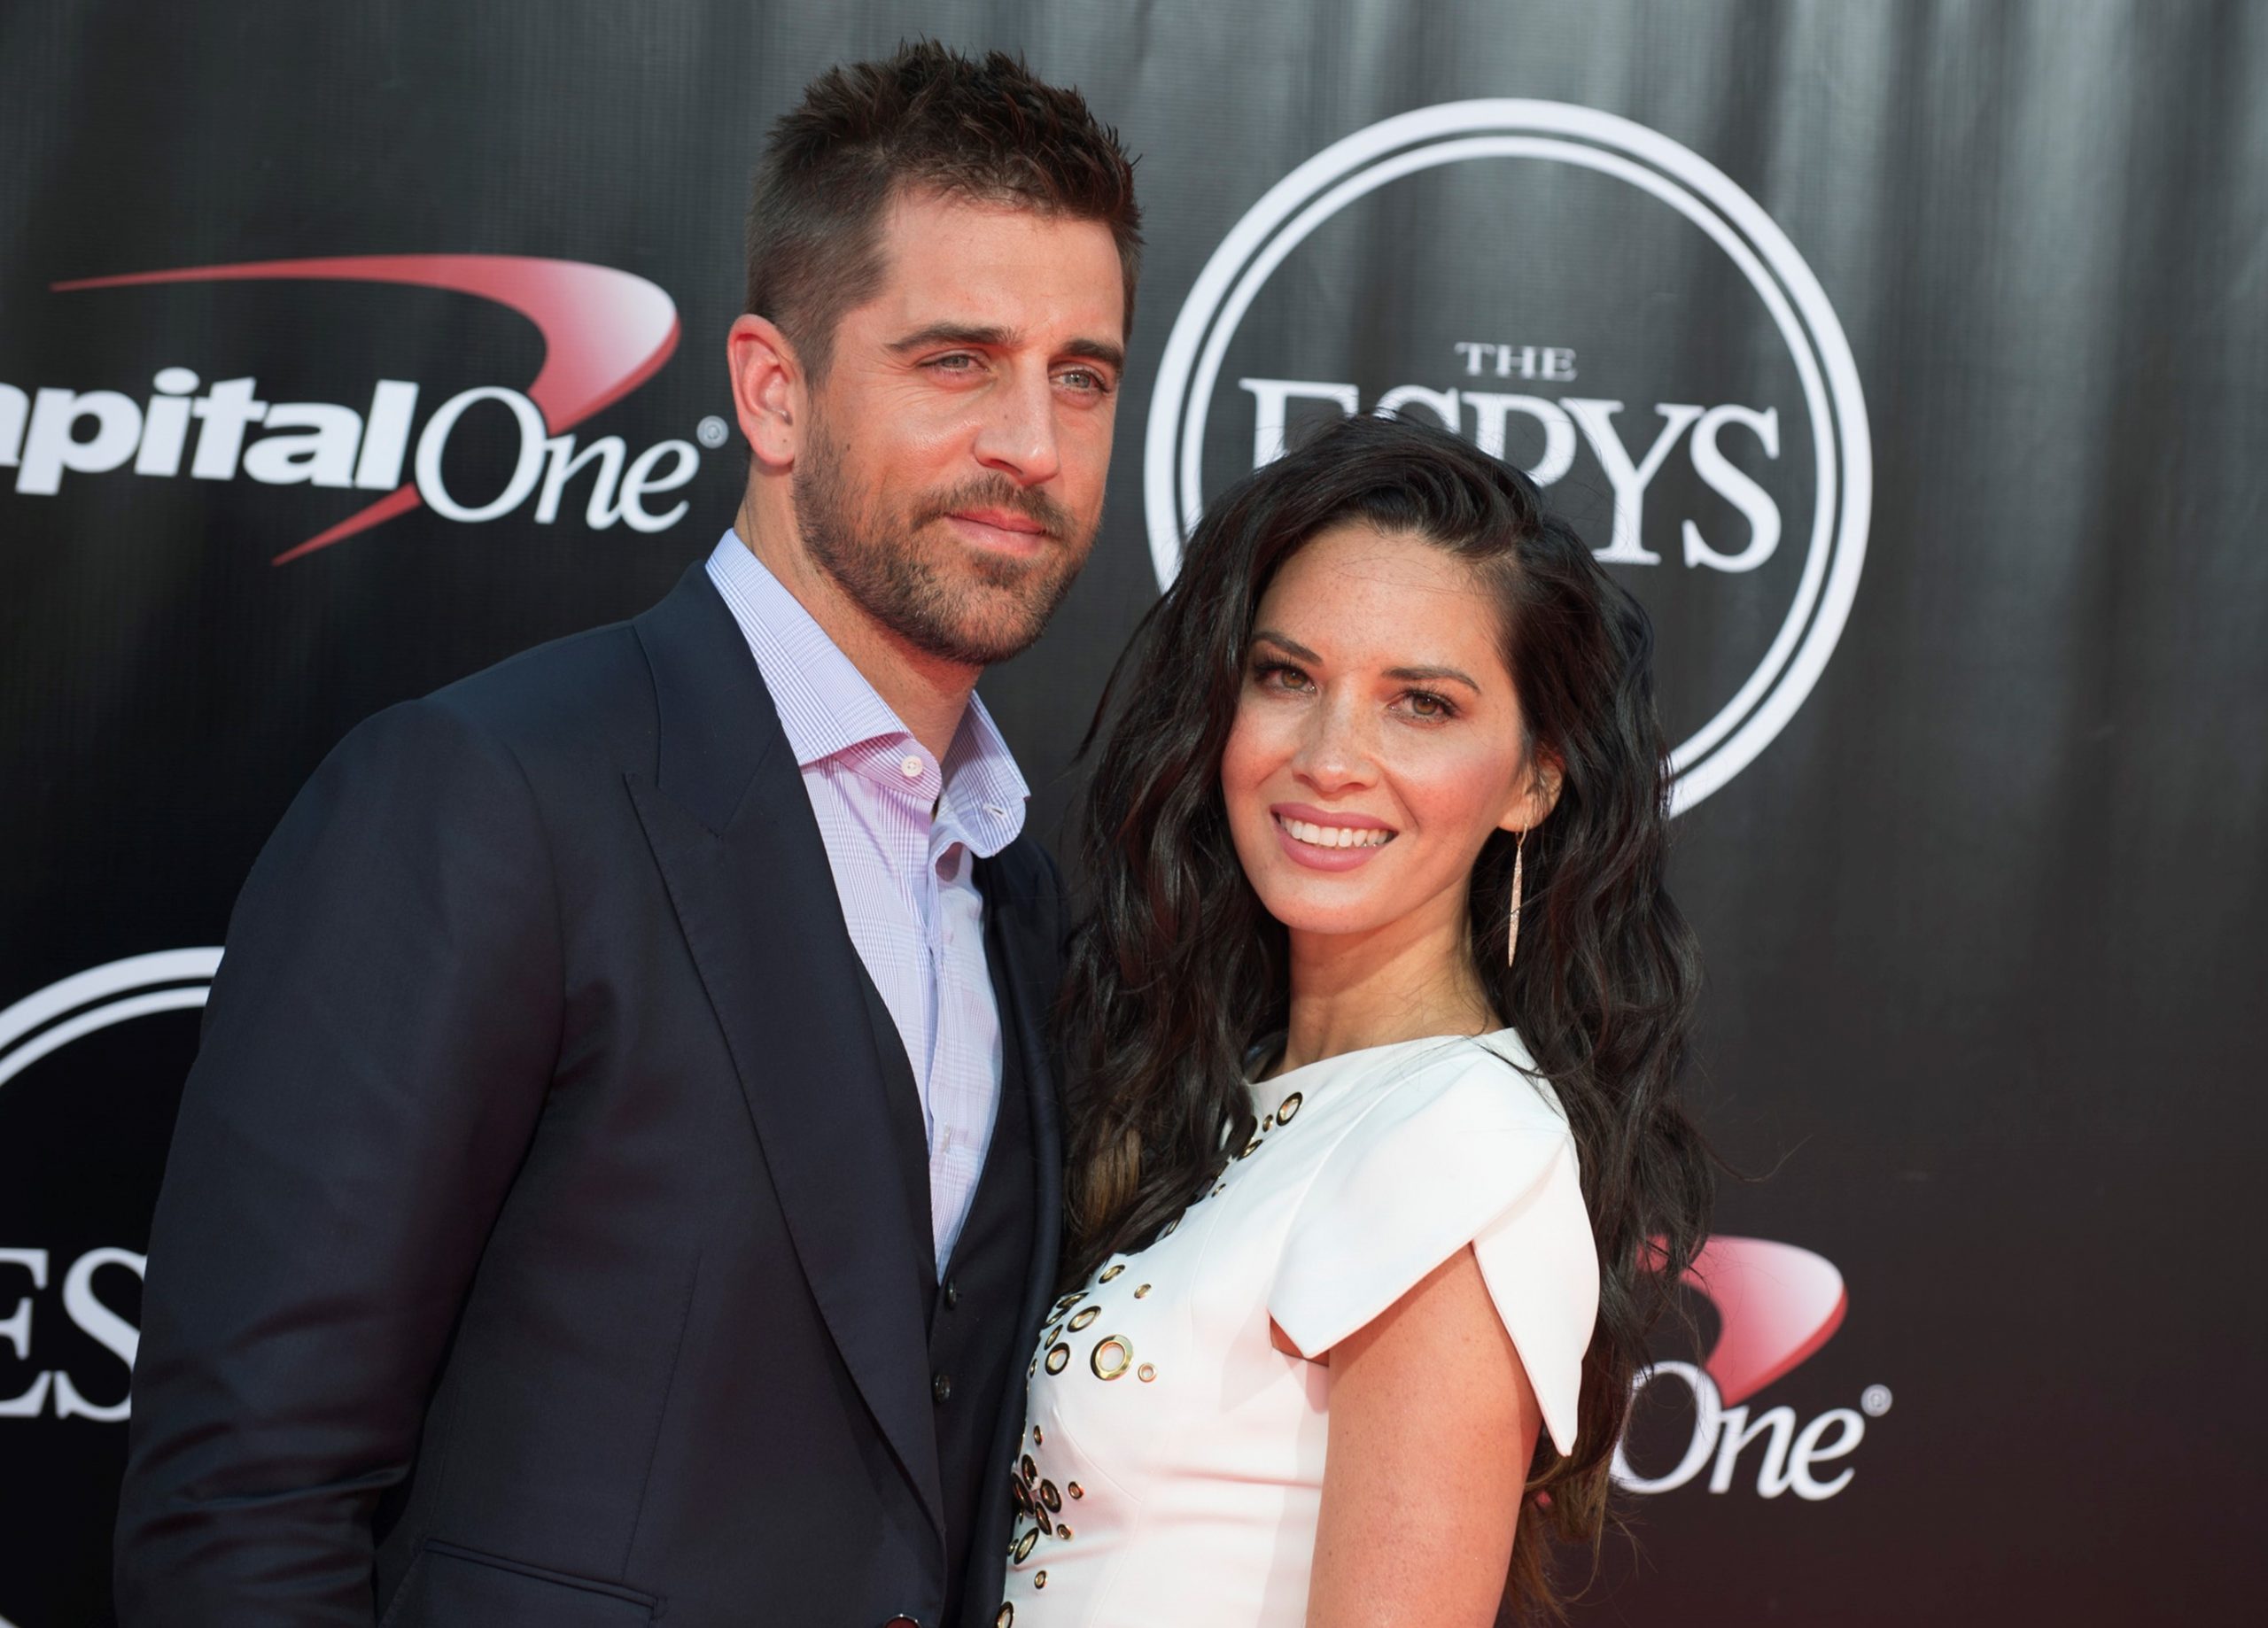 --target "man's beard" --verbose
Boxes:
[793,416,1095,669]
